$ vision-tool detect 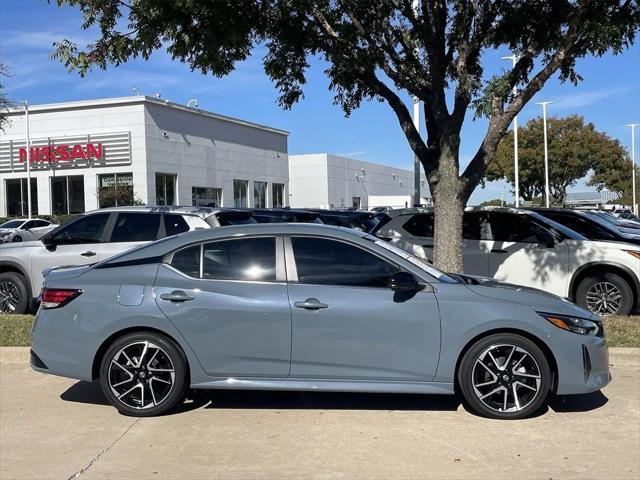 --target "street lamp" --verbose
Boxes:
[626,123,639,214]
[24,101,32,219]
[412,0,421,208]
[536,101,553,208]
[501,54,520,207]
